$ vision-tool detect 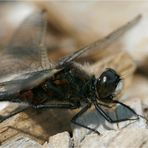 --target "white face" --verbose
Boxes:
[114,80,123,95]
